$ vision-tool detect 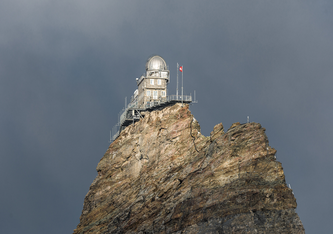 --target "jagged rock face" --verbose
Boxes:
[74,103,304,234]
